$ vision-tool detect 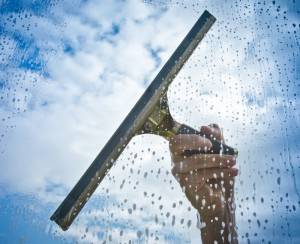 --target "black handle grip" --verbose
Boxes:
[176,124,237,156]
